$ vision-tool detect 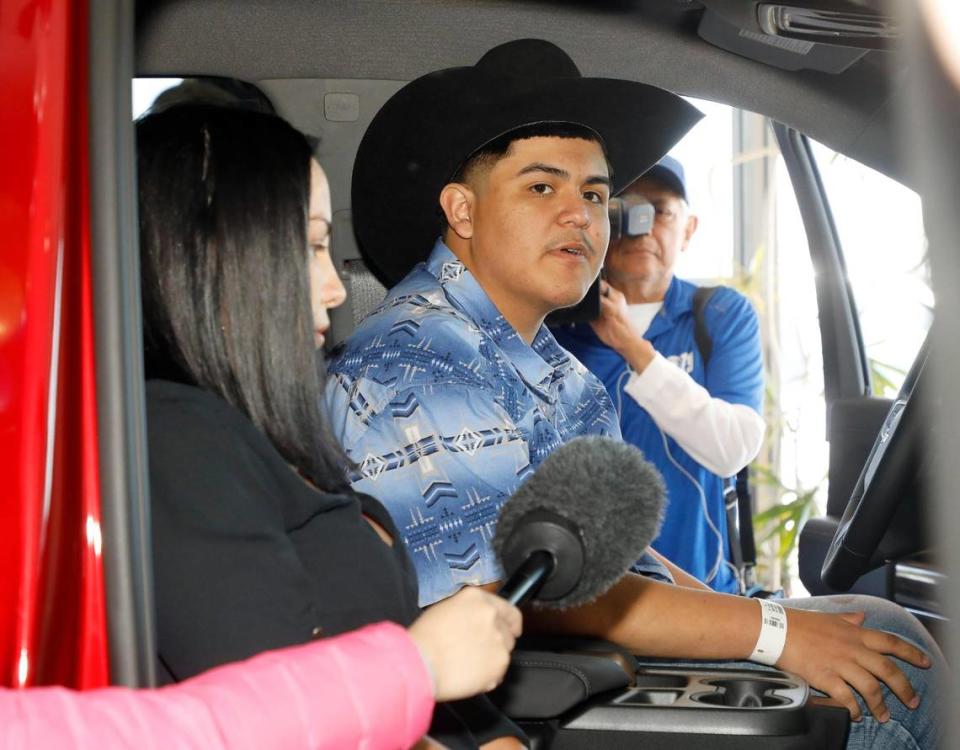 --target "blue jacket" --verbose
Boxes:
[553,276,763,592]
